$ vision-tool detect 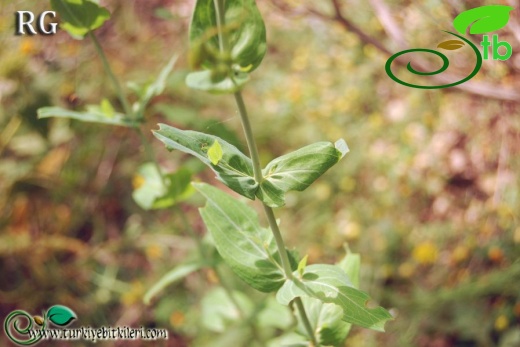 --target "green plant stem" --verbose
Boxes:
[88,32,133,119]
[234,92,318,346]
[87,31,169,187]
[213,0,227,52]
[212,2,318,343]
